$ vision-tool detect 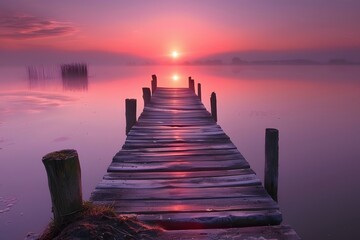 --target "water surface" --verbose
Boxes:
[0,65,359,239]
